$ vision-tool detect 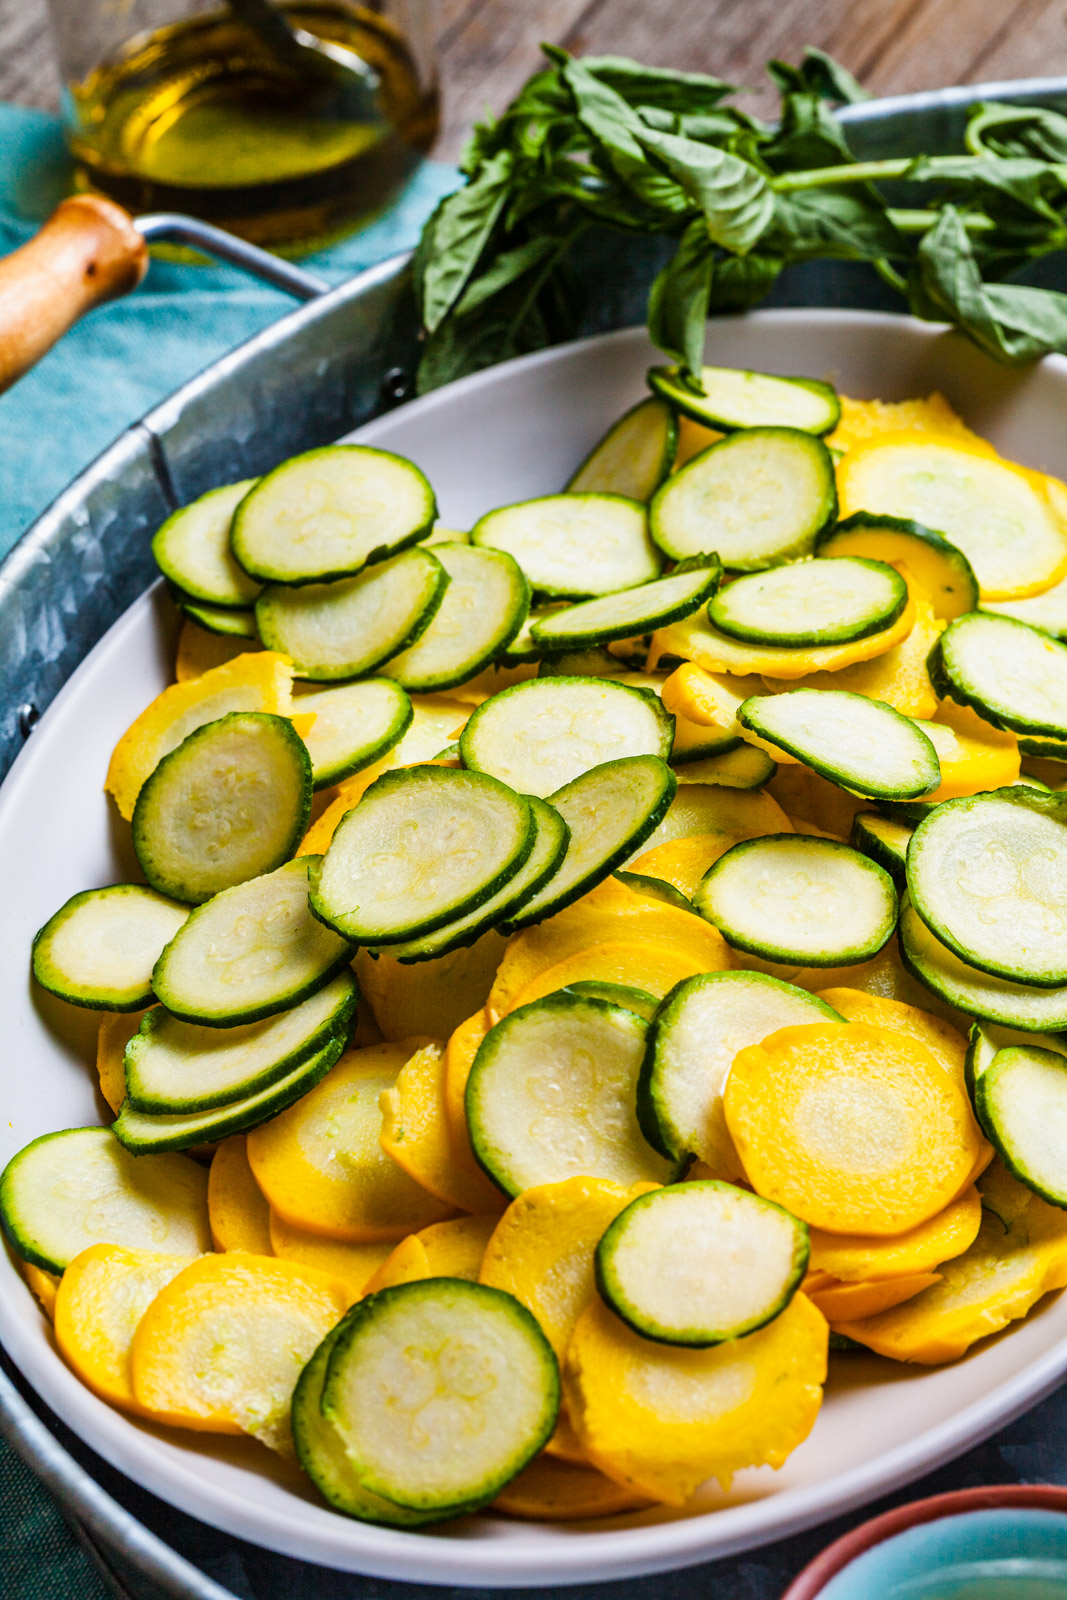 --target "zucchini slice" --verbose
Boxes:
[982,570,1067,639]
[739,691,940,801]
[899,899,1067,1031]
[295,679,411,790]
[562,979,659,1021]
[851,811,913,887]
[471,495,661,598]
[151,859,353,1027]
[595,1181,809,1346]
[907,789,1067,987]
[612,869,696,915]
[125,970,357,1113]
[670,709,742,763]
[696,835,898,967]
[567,396,678,499]
[976,1045,1067,1207]
[320,1279,559,1511]
[647,365,840,436]
[816,513,978,621]
[232,446,436,585]
[0,1128,210,1273]
[502,604,566,665]
[459,676,674,799]
[836,436,1067,600]
[132,712,312,904]
[649,428,837,570]
[538,646,633,678]
[153,480,261,608]
[32,886,189,1011]
[177,599,258,639]
[709,558,907,647]
[310,766,534,944]
[500,755,677,932]
[381,544,529,693]
[965,1020,1067,1099]
[672,744,777,788]
[113,1035,344,1152]
[637,970,844,1172]
[255,546,448,682]
[465,994,678,1195]
[530,559,721,651]
[932,612,1067,739]
[384,797,568,963]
